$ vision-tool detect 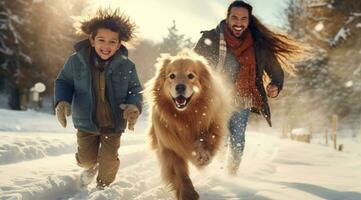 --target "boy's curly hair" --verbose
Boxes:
[79,8,136,42]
